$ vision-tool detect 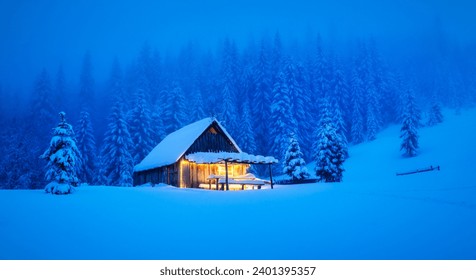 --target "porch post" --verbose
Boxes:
[225,160,229,191]
[269,163,274,189]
